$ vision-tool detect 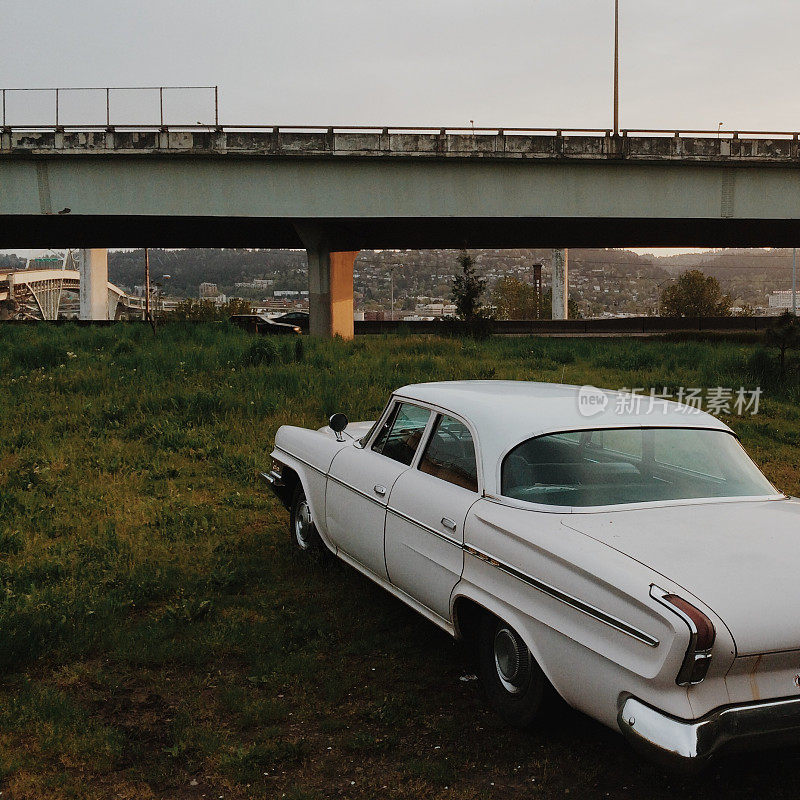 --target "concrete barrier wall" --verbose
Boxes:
[354,317,777,336]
